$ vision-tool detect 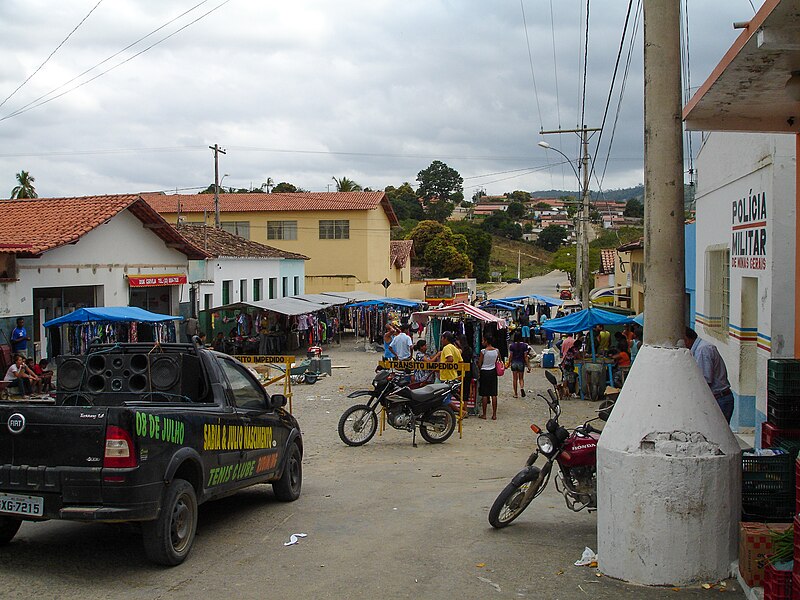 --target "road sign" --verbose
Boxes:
[381,278,391,289]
